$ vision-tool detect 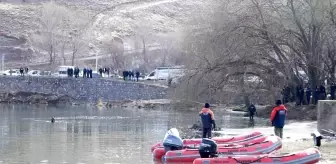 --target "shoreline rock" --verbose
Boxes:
[0,91,74,105]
